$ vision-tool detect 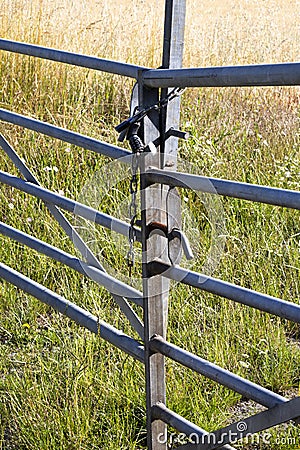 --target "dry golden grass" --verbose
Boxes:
[185,0,300,65]
[1,0,299,67]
